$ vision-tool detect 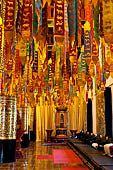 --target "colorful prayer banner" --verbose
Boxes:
[33,0,38,33]
[94,2,100,39]
[68,0,77,37]
[81,52,86,73]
